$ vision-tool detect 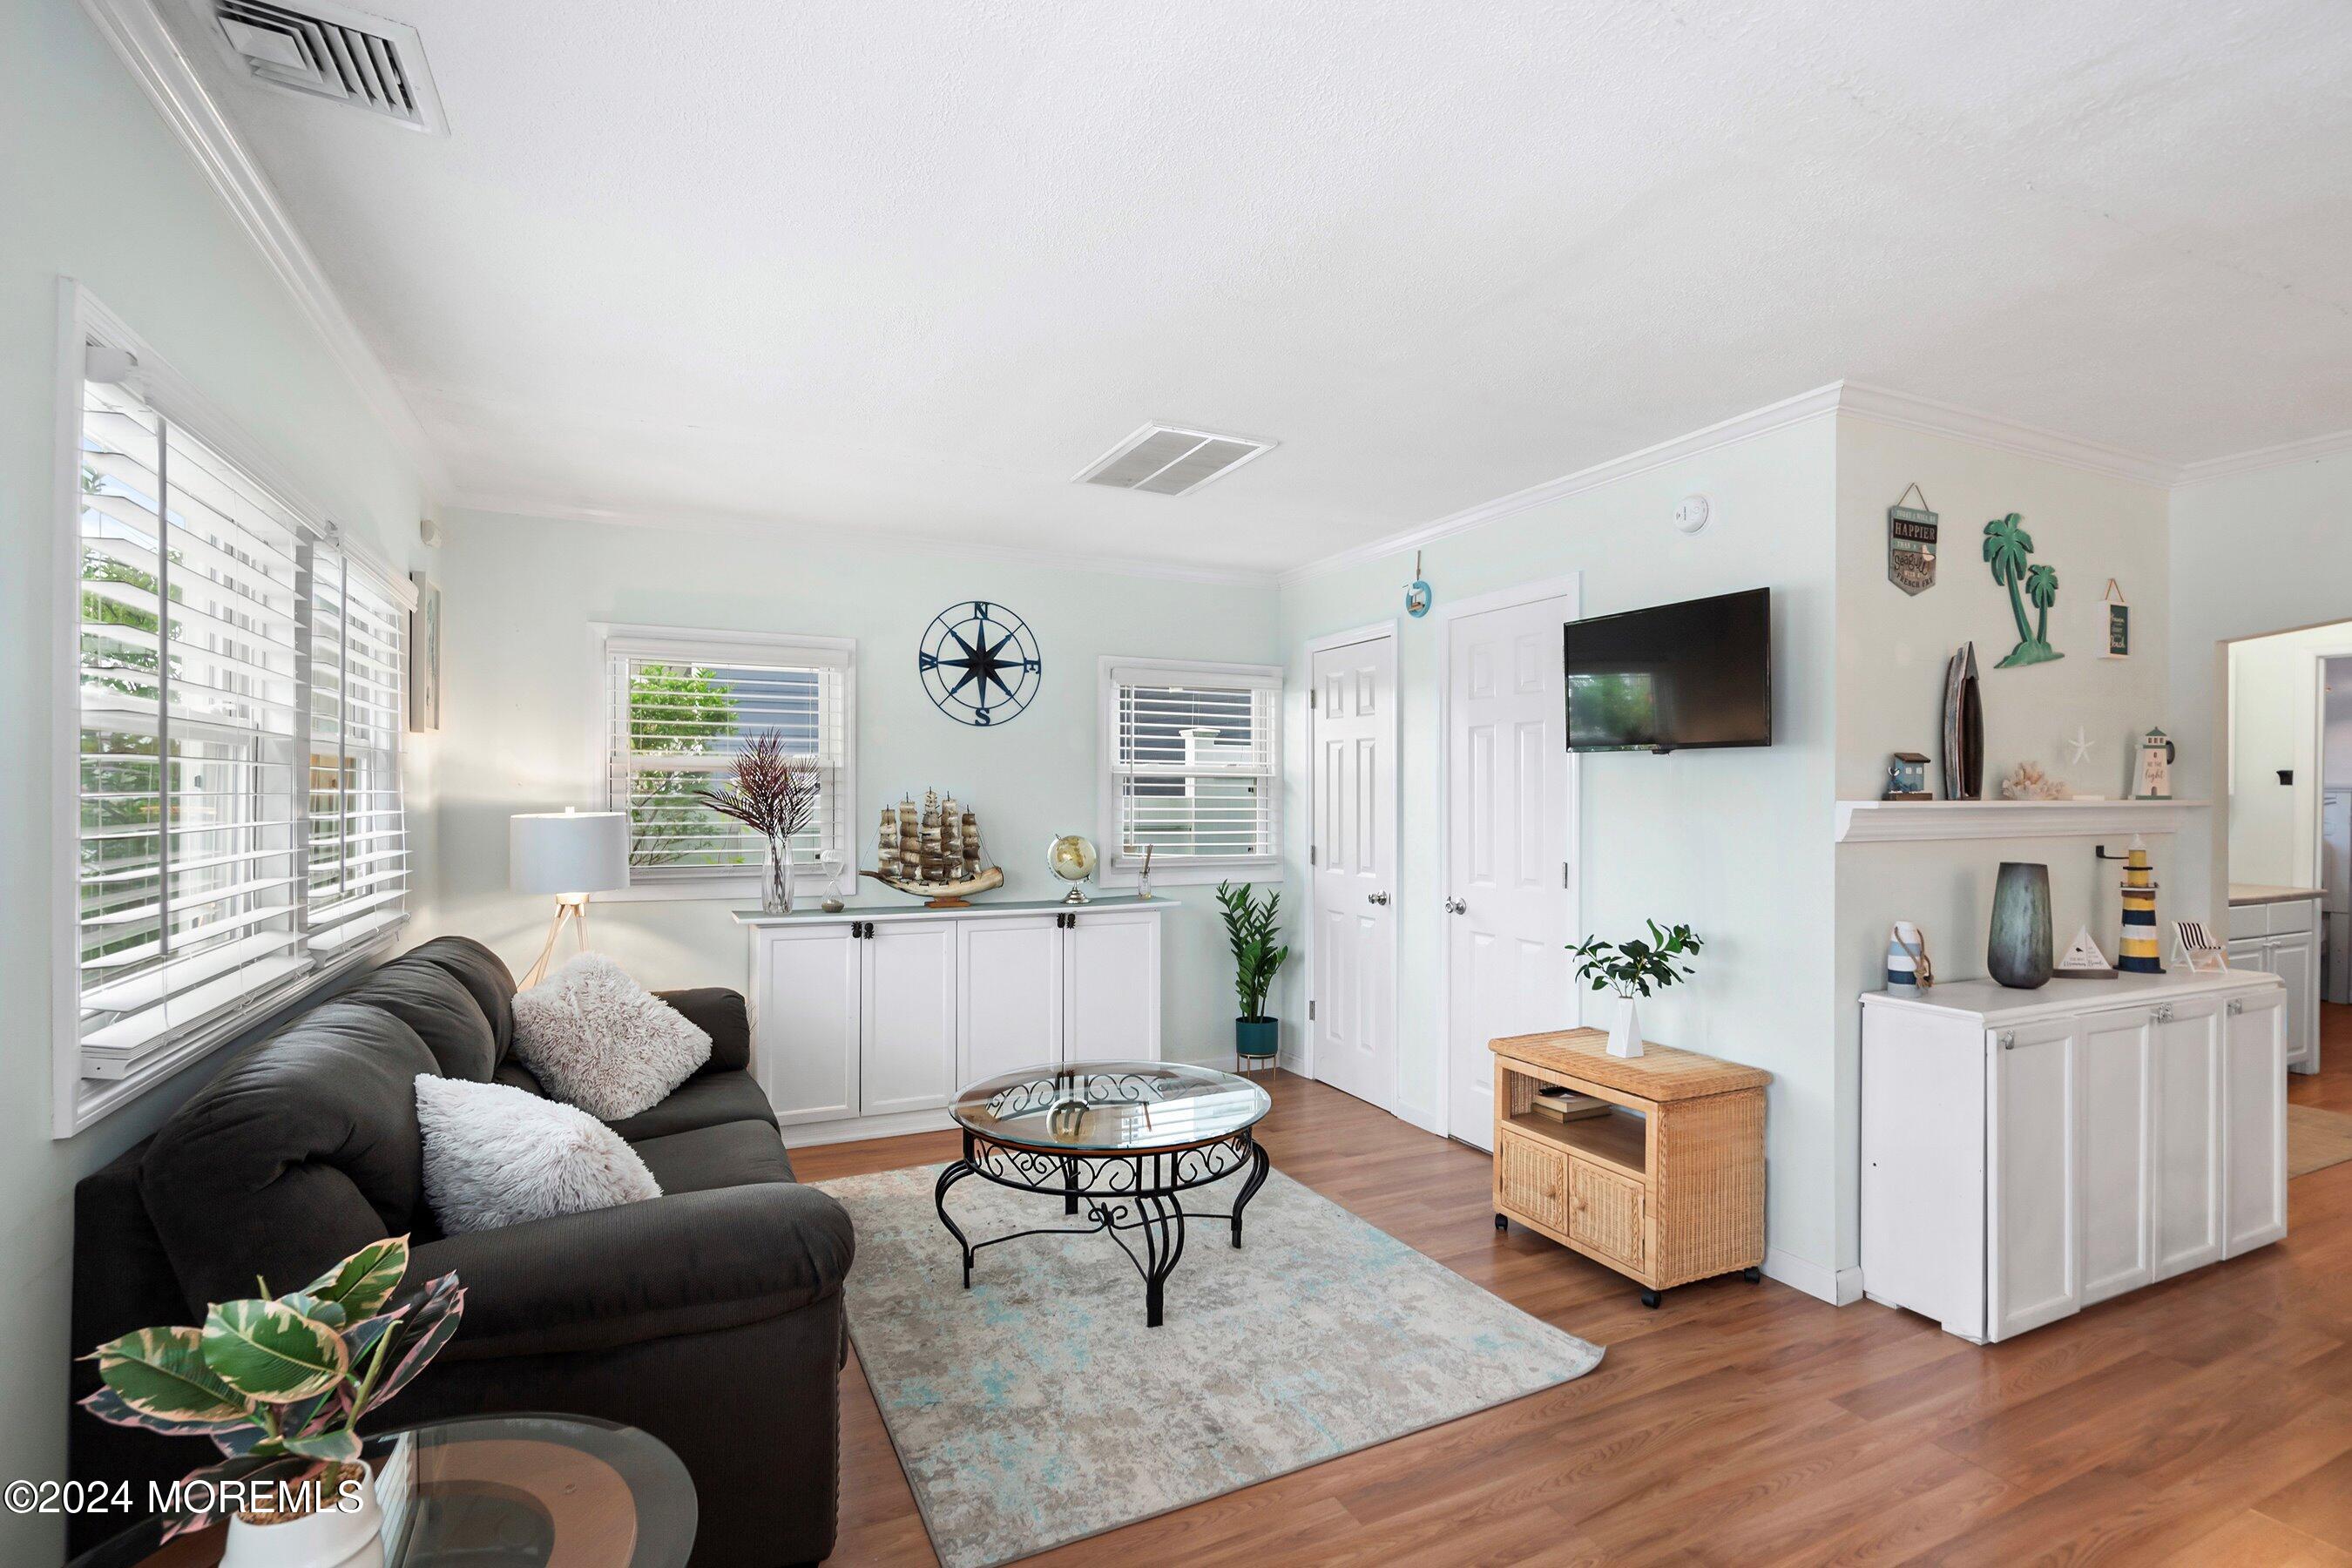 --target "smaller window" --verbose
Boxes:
[598,626,856,896]
[1100,658,1282,883]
